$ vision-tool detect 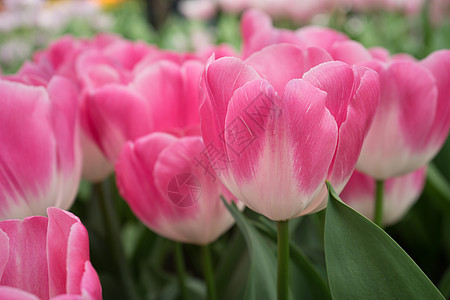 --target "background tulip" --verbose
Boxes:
[241,9,349,58]
[0,207,102,299]
[332,41,450,179]
[0,77,81,220]
[340,167,427,226]
[116,133,240,245]
[199,43,380,221]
